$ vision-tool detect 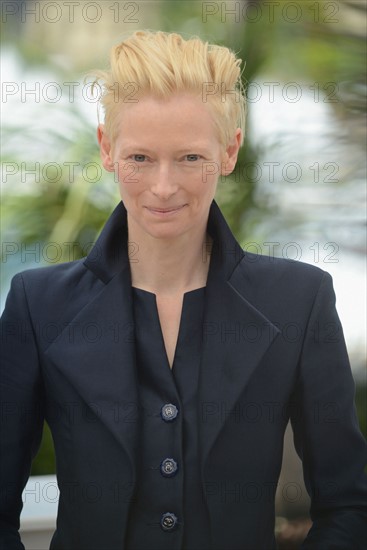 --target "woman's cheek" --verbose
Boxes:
[116,161,141,185]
